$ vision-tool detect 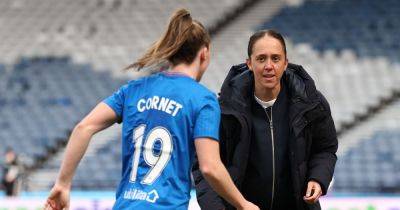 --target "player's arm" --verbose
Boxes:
[195,138,259,210]
[56,102,117,186]
[45,102,118,210]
